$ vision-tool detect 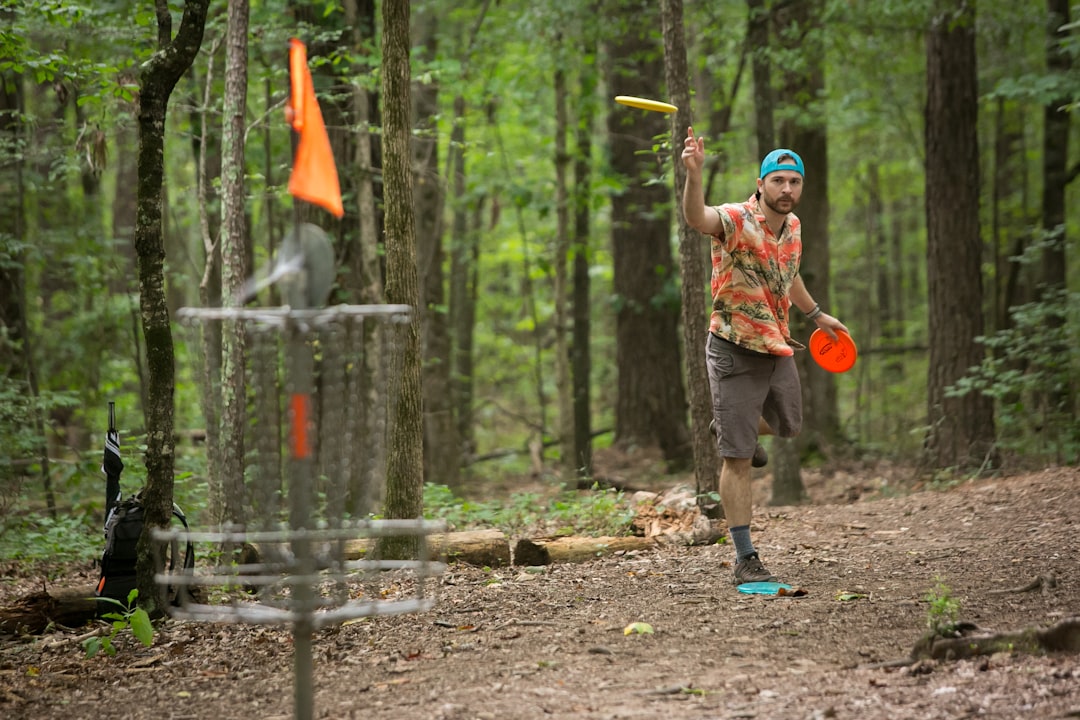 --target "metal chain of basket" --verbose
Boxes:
[155,304,446,720]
